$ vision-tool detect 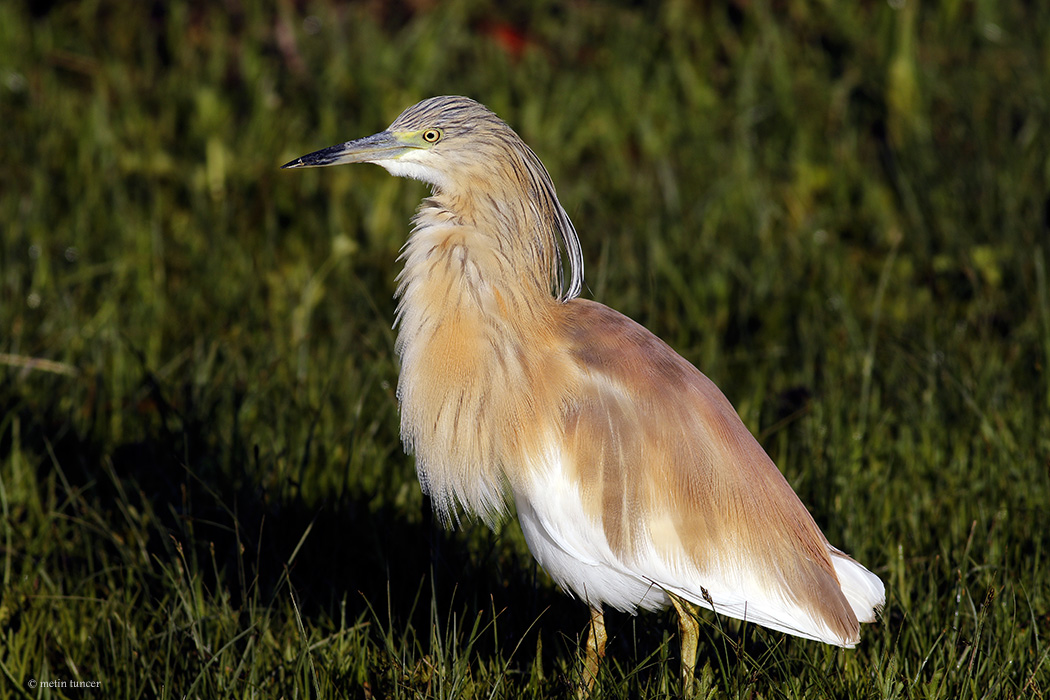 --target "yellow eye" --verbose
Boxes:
[422,129,441,143]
